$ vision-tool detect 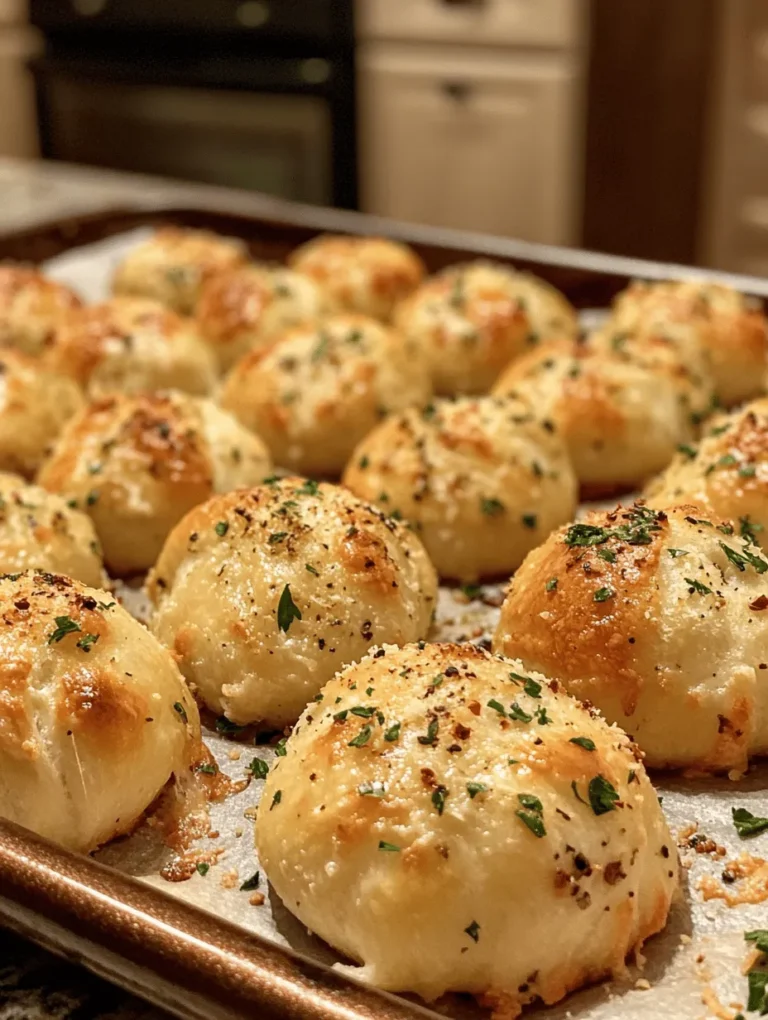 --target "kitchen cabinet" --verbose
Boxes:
[356,0,585,245]
[358,46,580,244]
[0,1,40,159]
